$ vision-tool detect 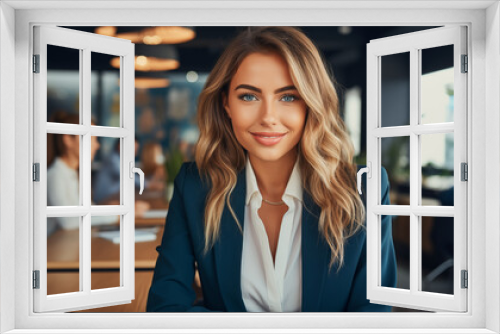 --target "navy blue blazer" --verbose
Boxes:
[146,162,396,312]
